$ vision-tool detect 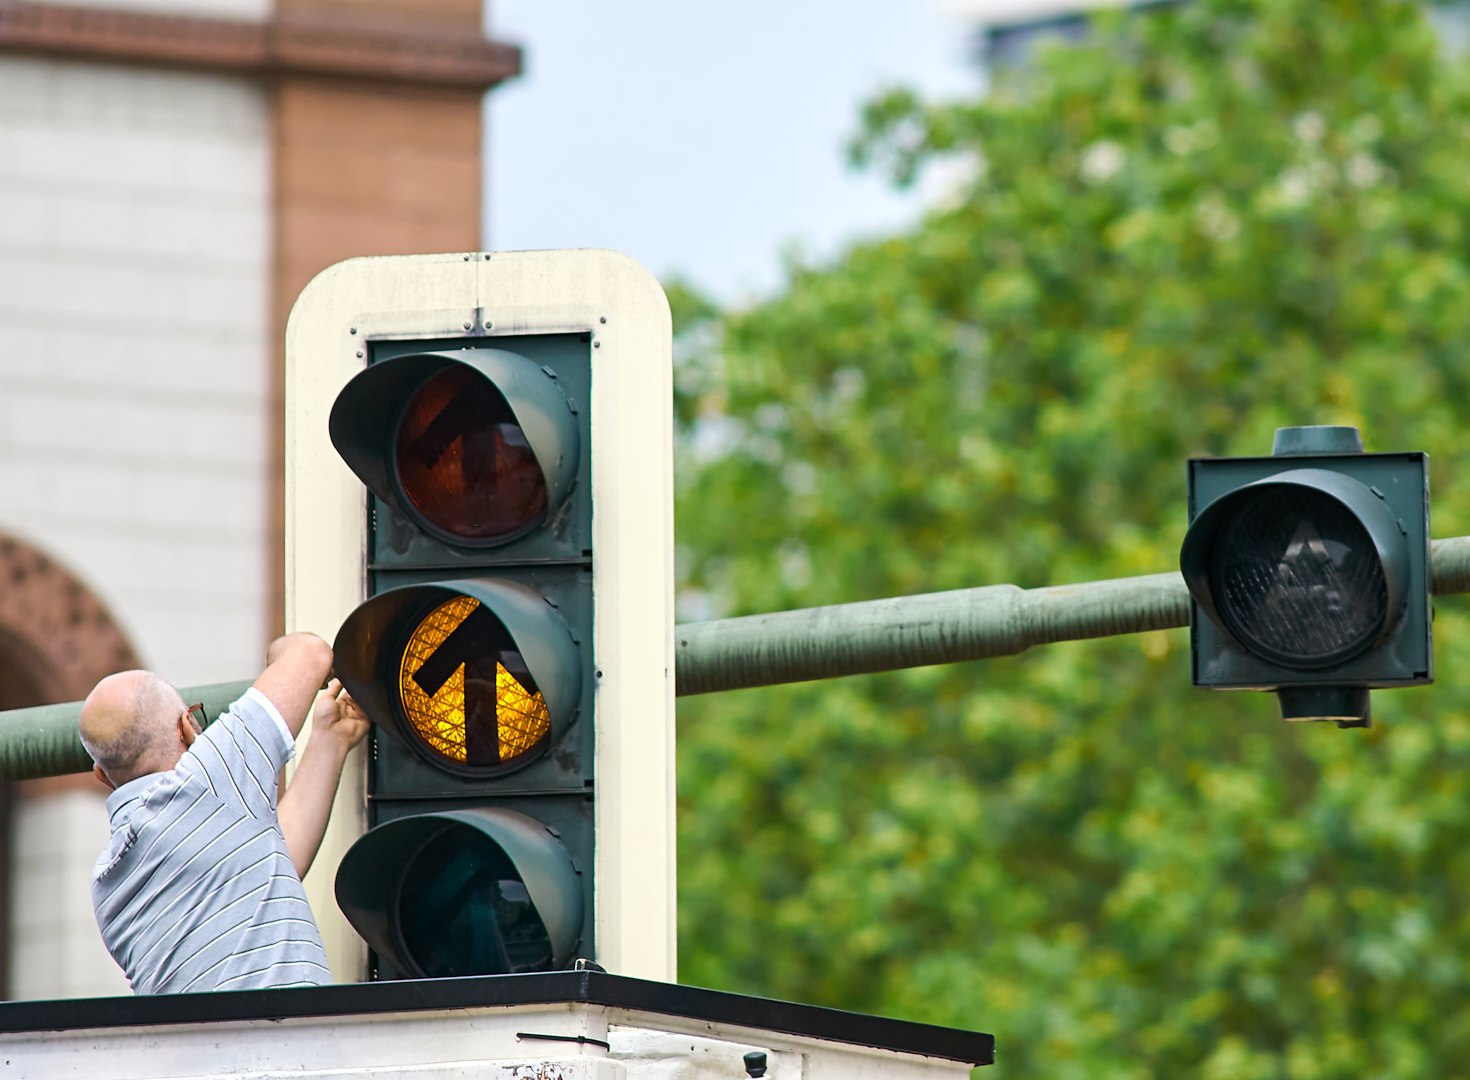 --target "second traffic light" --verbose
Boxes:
[1180,425,1431,728]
